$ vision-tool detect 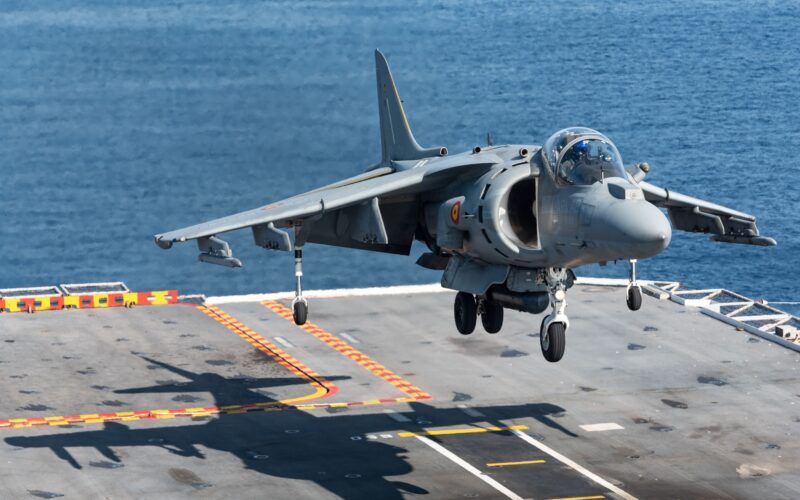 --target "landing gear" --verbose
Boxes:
[292,245,308,325]
[480,300,503,334]
[540,317,565,363]
[540,267,570,362]
[626,259,642,311]
[454,292,477,335]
